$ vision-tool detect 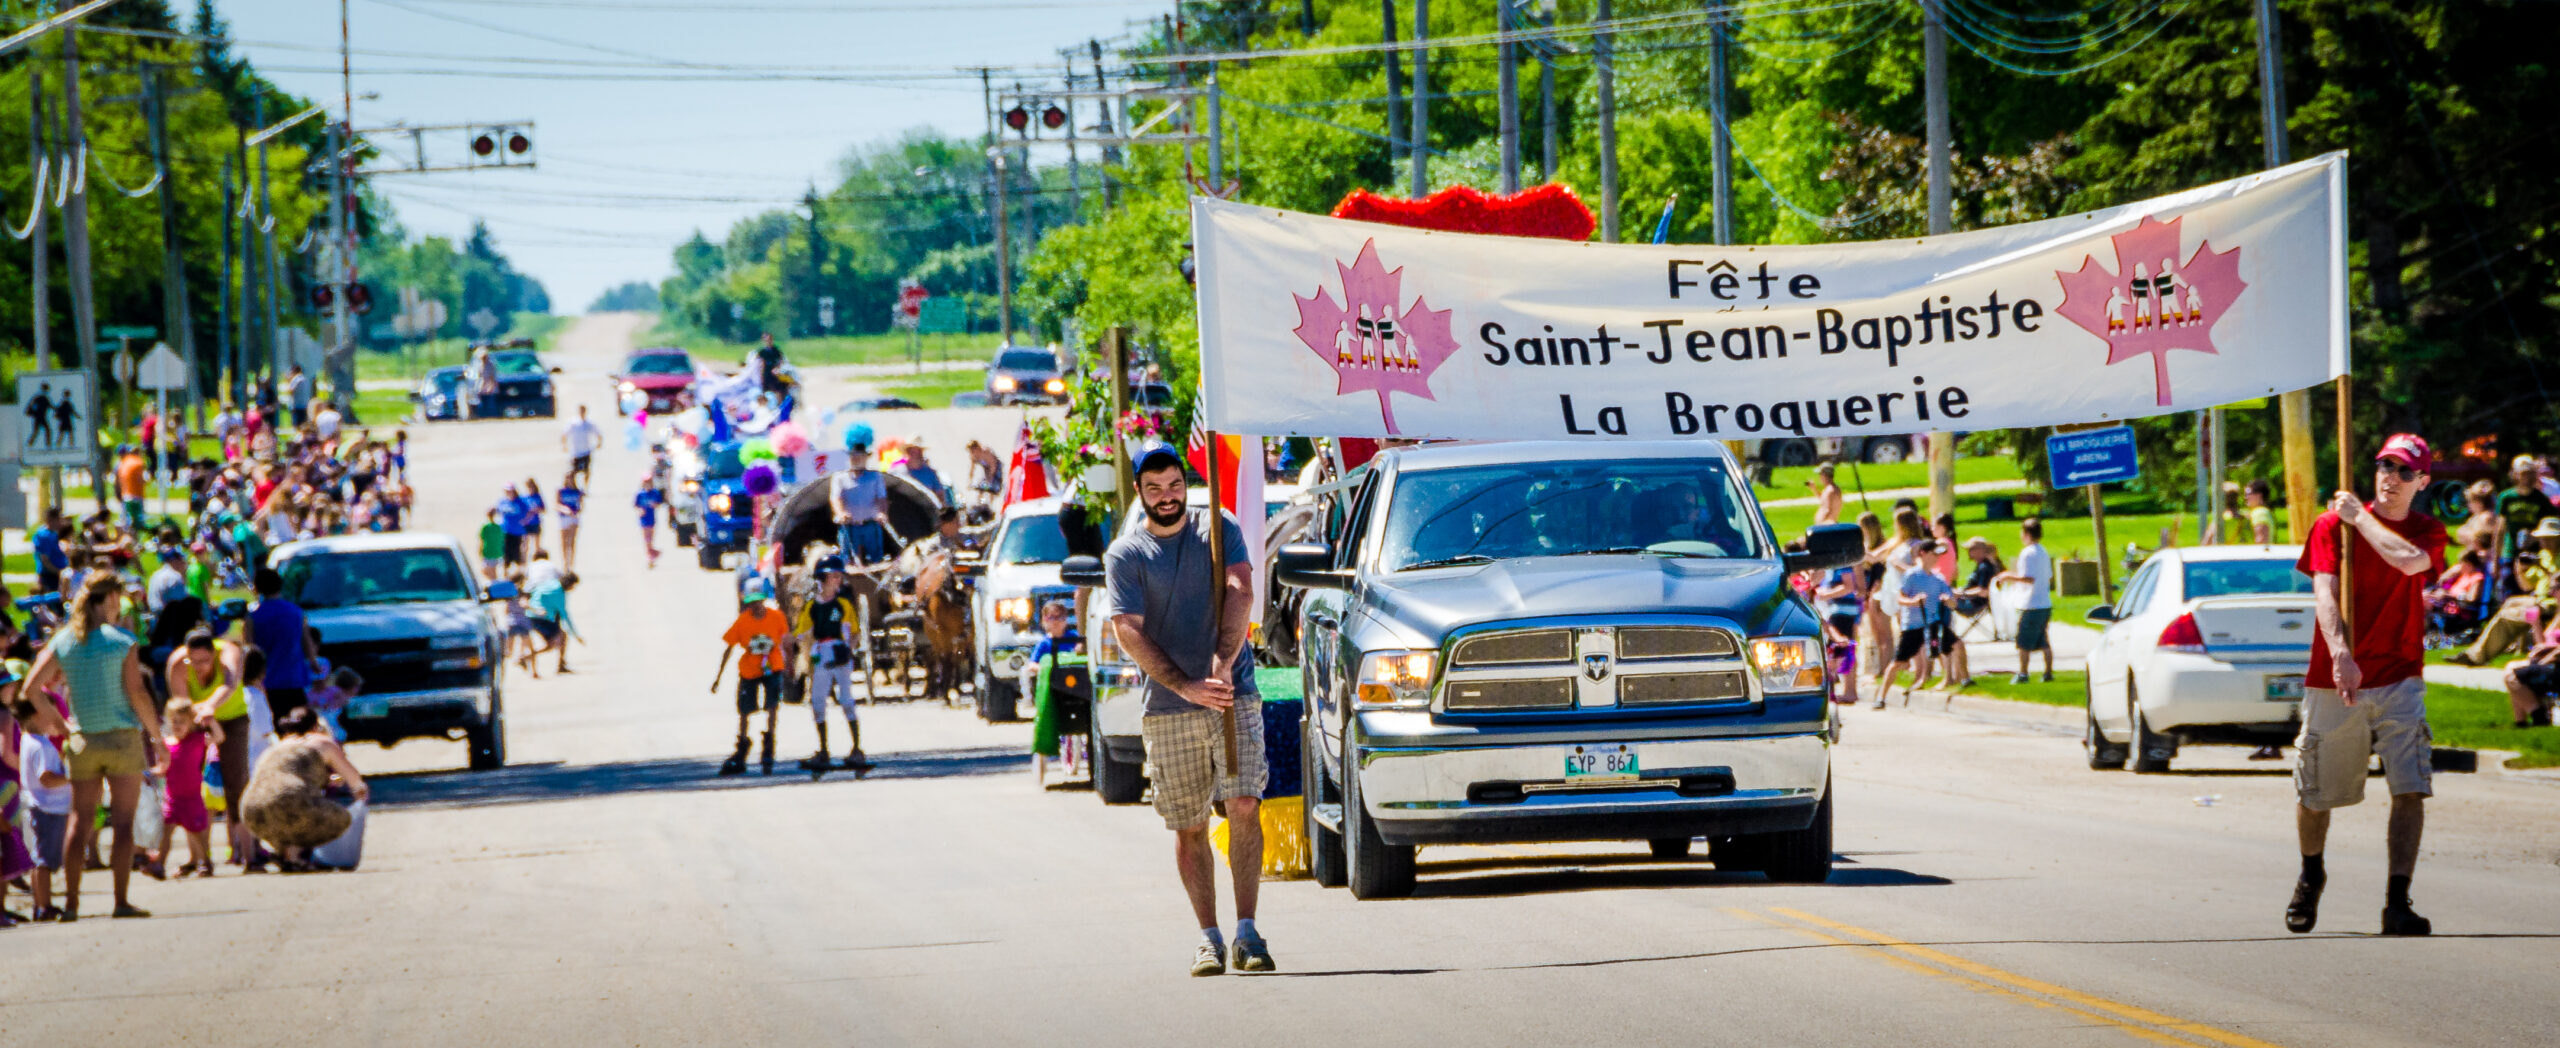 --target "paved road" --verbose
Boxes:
[11,315,2560,1047]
